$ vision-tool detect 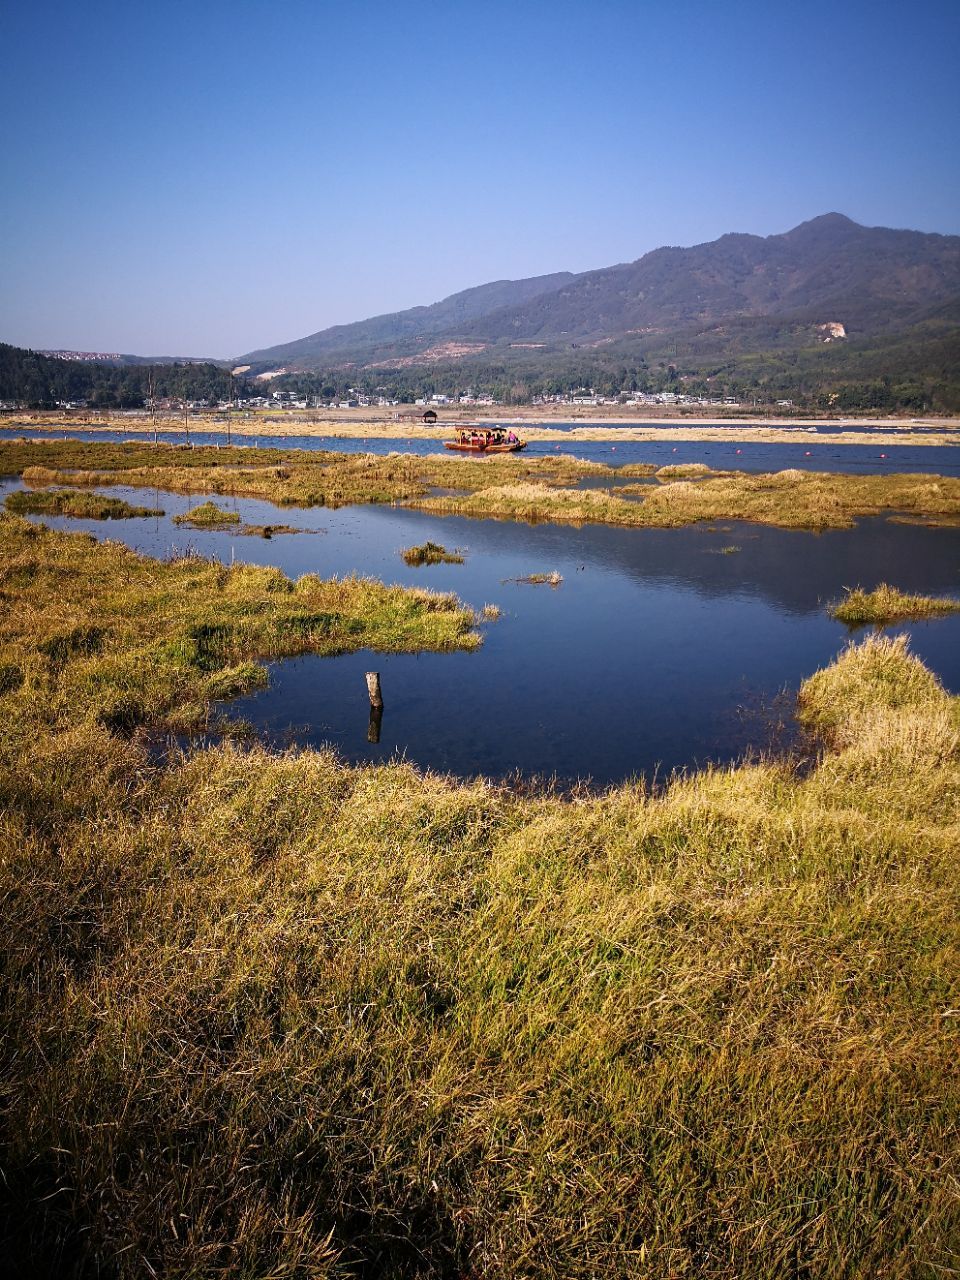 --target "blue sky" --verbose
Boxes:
[1,0,958,357]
